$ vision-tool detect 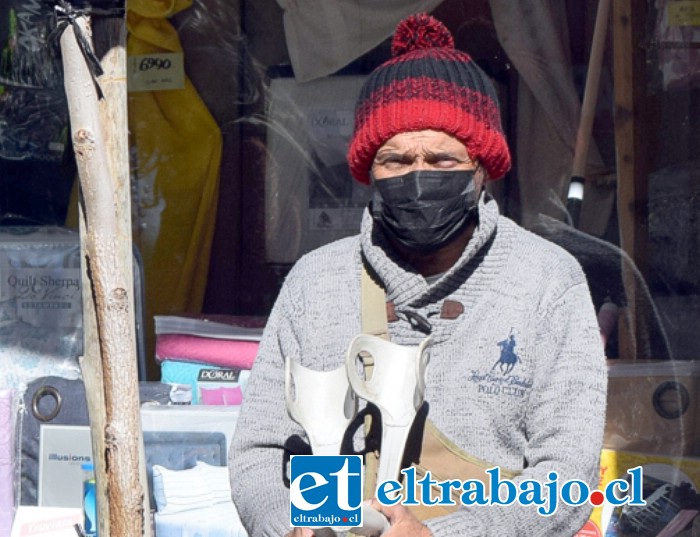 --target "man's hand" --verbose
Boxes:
[370,499,432,537]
